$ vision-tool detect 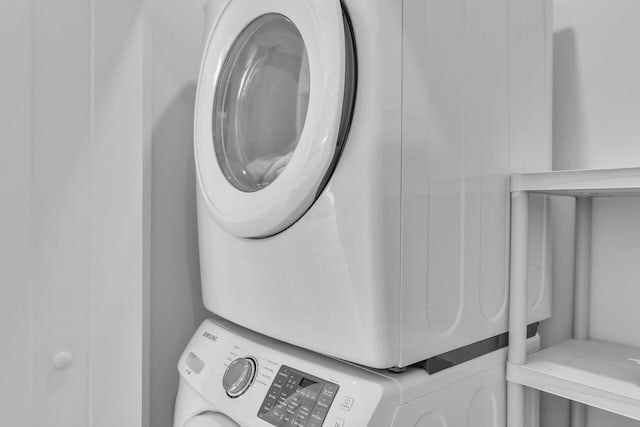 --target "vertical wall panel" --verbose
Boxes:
[0,1,33,426]
[90,1,148,426]
[31,0,91,425]
[1,1,150,426]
